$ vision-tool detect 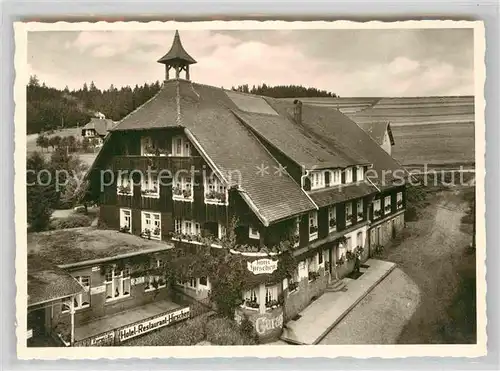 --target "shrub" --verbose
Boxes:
[50,214,92,230]
[125,313,210,346]
[205,316,257,345]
